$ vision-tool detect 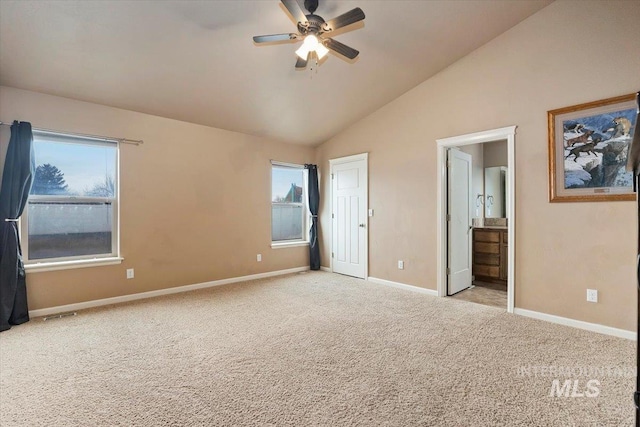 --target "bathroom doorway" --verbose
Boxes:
[436,127,516,312]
